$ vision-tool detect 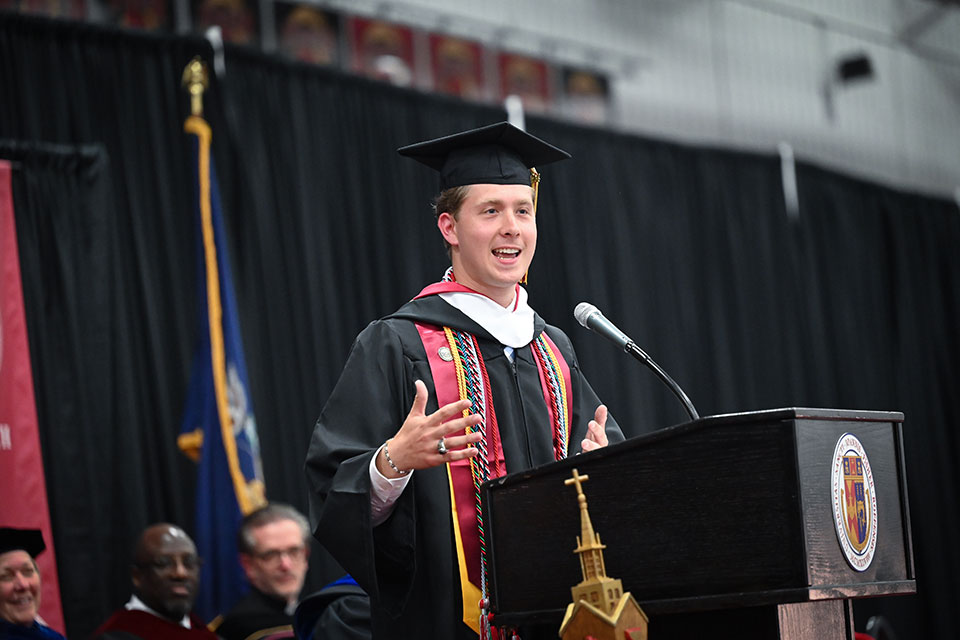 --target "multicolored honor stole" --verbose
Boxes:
[413,278,572,636]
